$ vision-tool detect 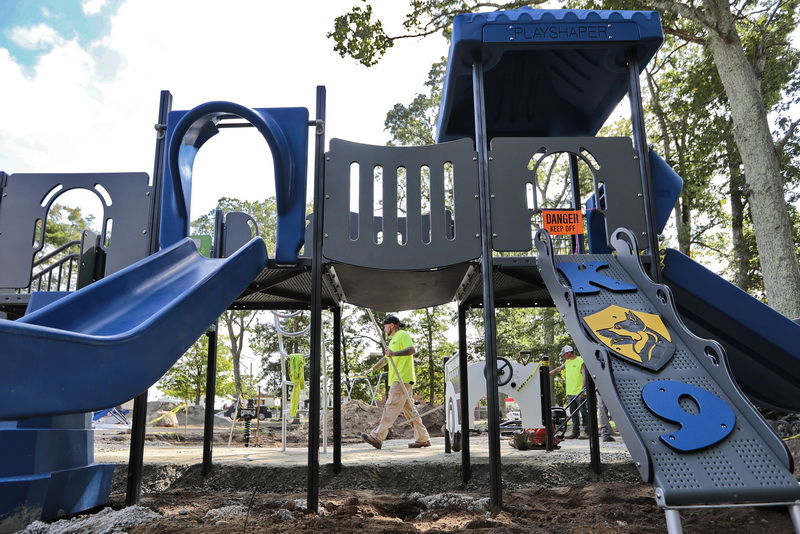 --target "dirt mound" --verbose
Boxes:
[30,484,800,534]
